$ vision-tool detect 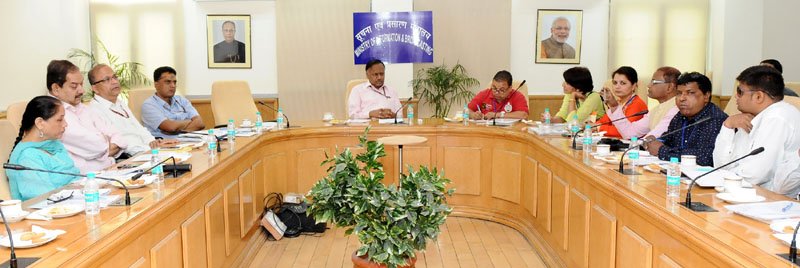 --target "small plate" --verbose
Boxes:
[0,211,29,223]
[41,204,84,218]
[346,119,370,125]
[771,219,800,234]
[715,192,766,204]
[643,163,664,173]
[113,175,155,189]
[0,232,57,249]
[444,117,464,123]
